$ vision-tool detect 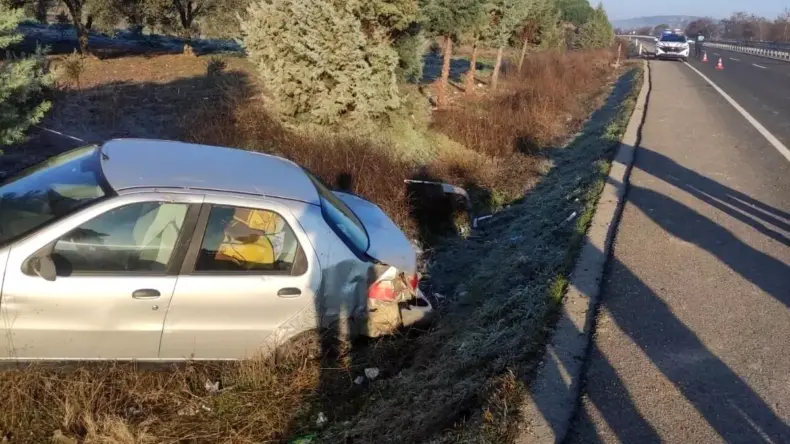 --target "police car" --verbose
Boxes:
[654,30,690,62]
